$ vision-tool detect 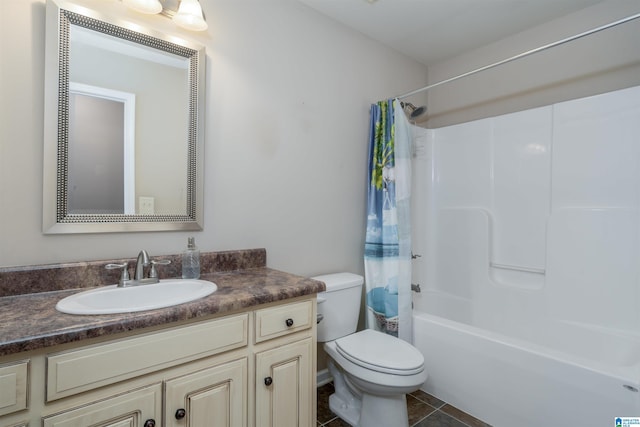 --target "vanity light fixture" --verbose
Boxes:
[122,0,208,32]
